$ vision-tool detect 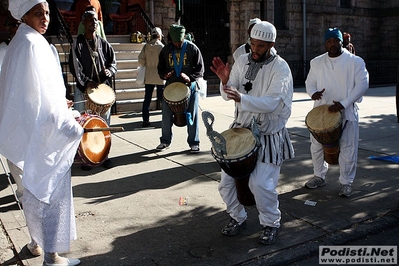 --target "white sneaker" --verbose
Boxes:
[339,184,352,197]
[27,241,42,256]
[305,176,326,189]
[42,258,81,266]
[190,145,200,153]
